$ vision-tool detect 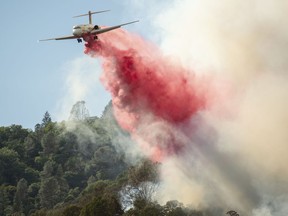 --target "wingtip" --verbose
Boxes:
[38,38,55,42]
